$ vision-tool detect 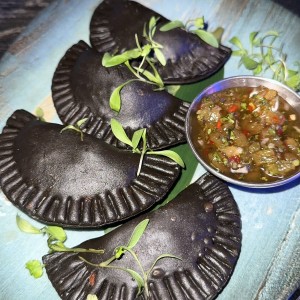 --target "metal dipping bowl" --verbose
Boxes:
[185,76,300,188]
